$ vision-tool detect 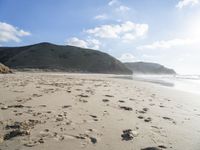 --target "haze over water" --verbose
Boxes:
[133,74,200,95]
